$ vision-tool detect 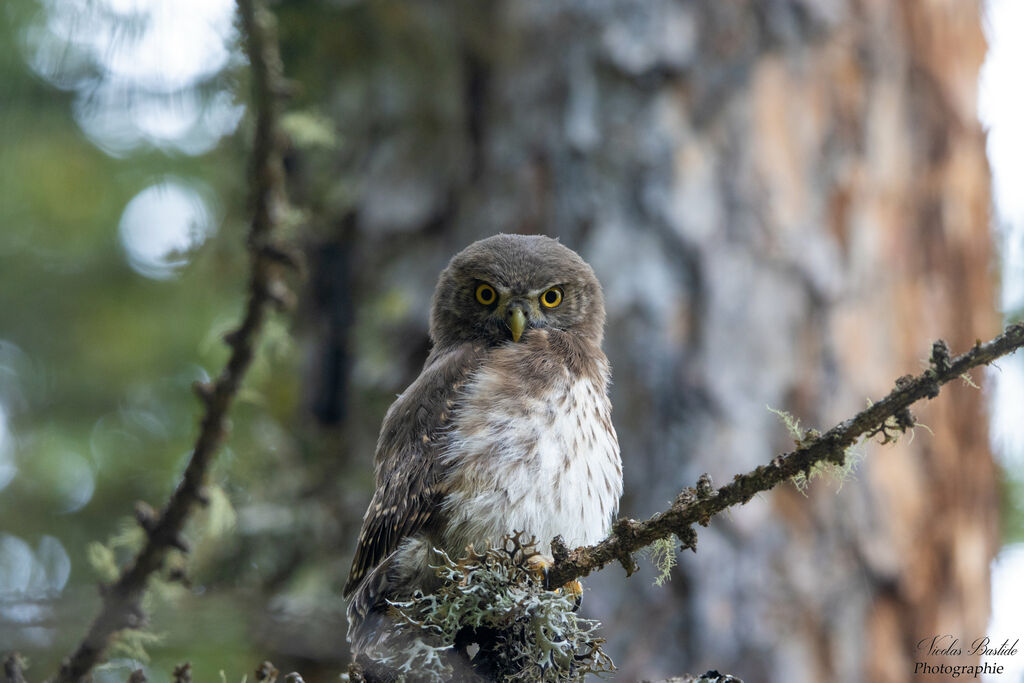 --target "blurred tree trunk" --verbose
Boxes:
[285,1,996,680]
